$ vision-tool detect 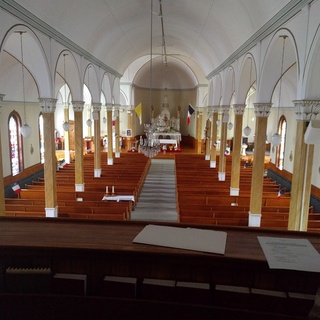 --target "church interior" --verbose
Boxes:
[0,0,320,319]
